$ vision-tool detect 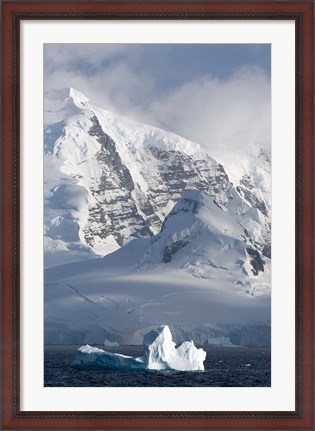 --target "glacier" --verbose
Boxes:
[72,325,206,371]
